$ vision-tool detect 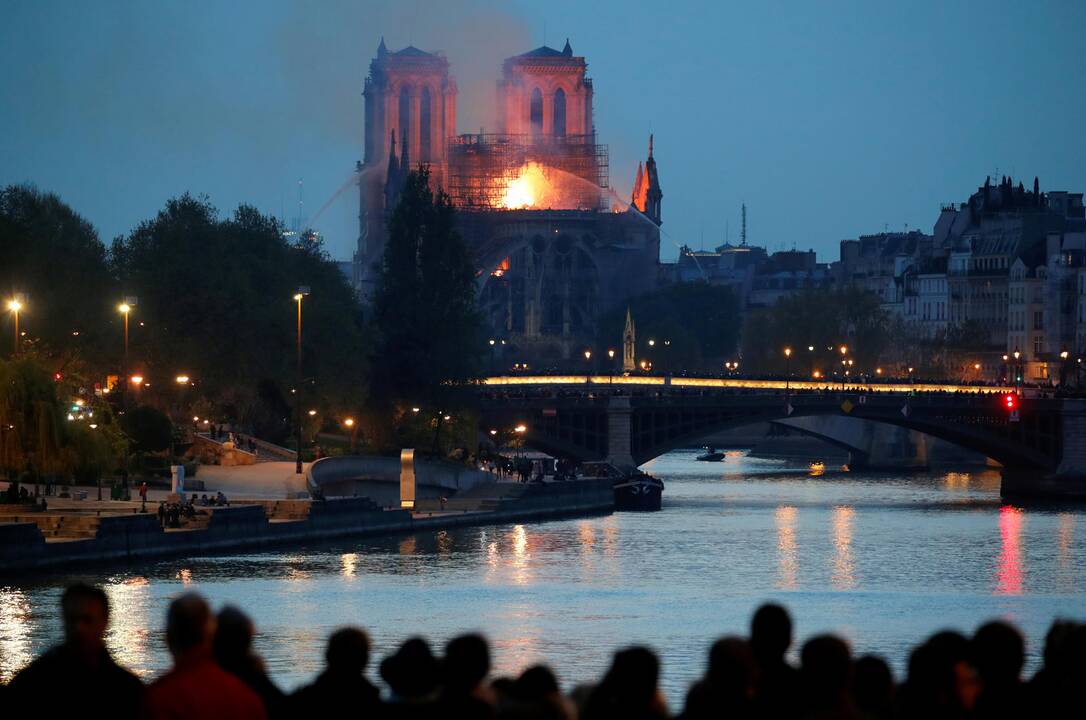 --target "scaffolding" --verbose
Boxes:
[445,133,609,211]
